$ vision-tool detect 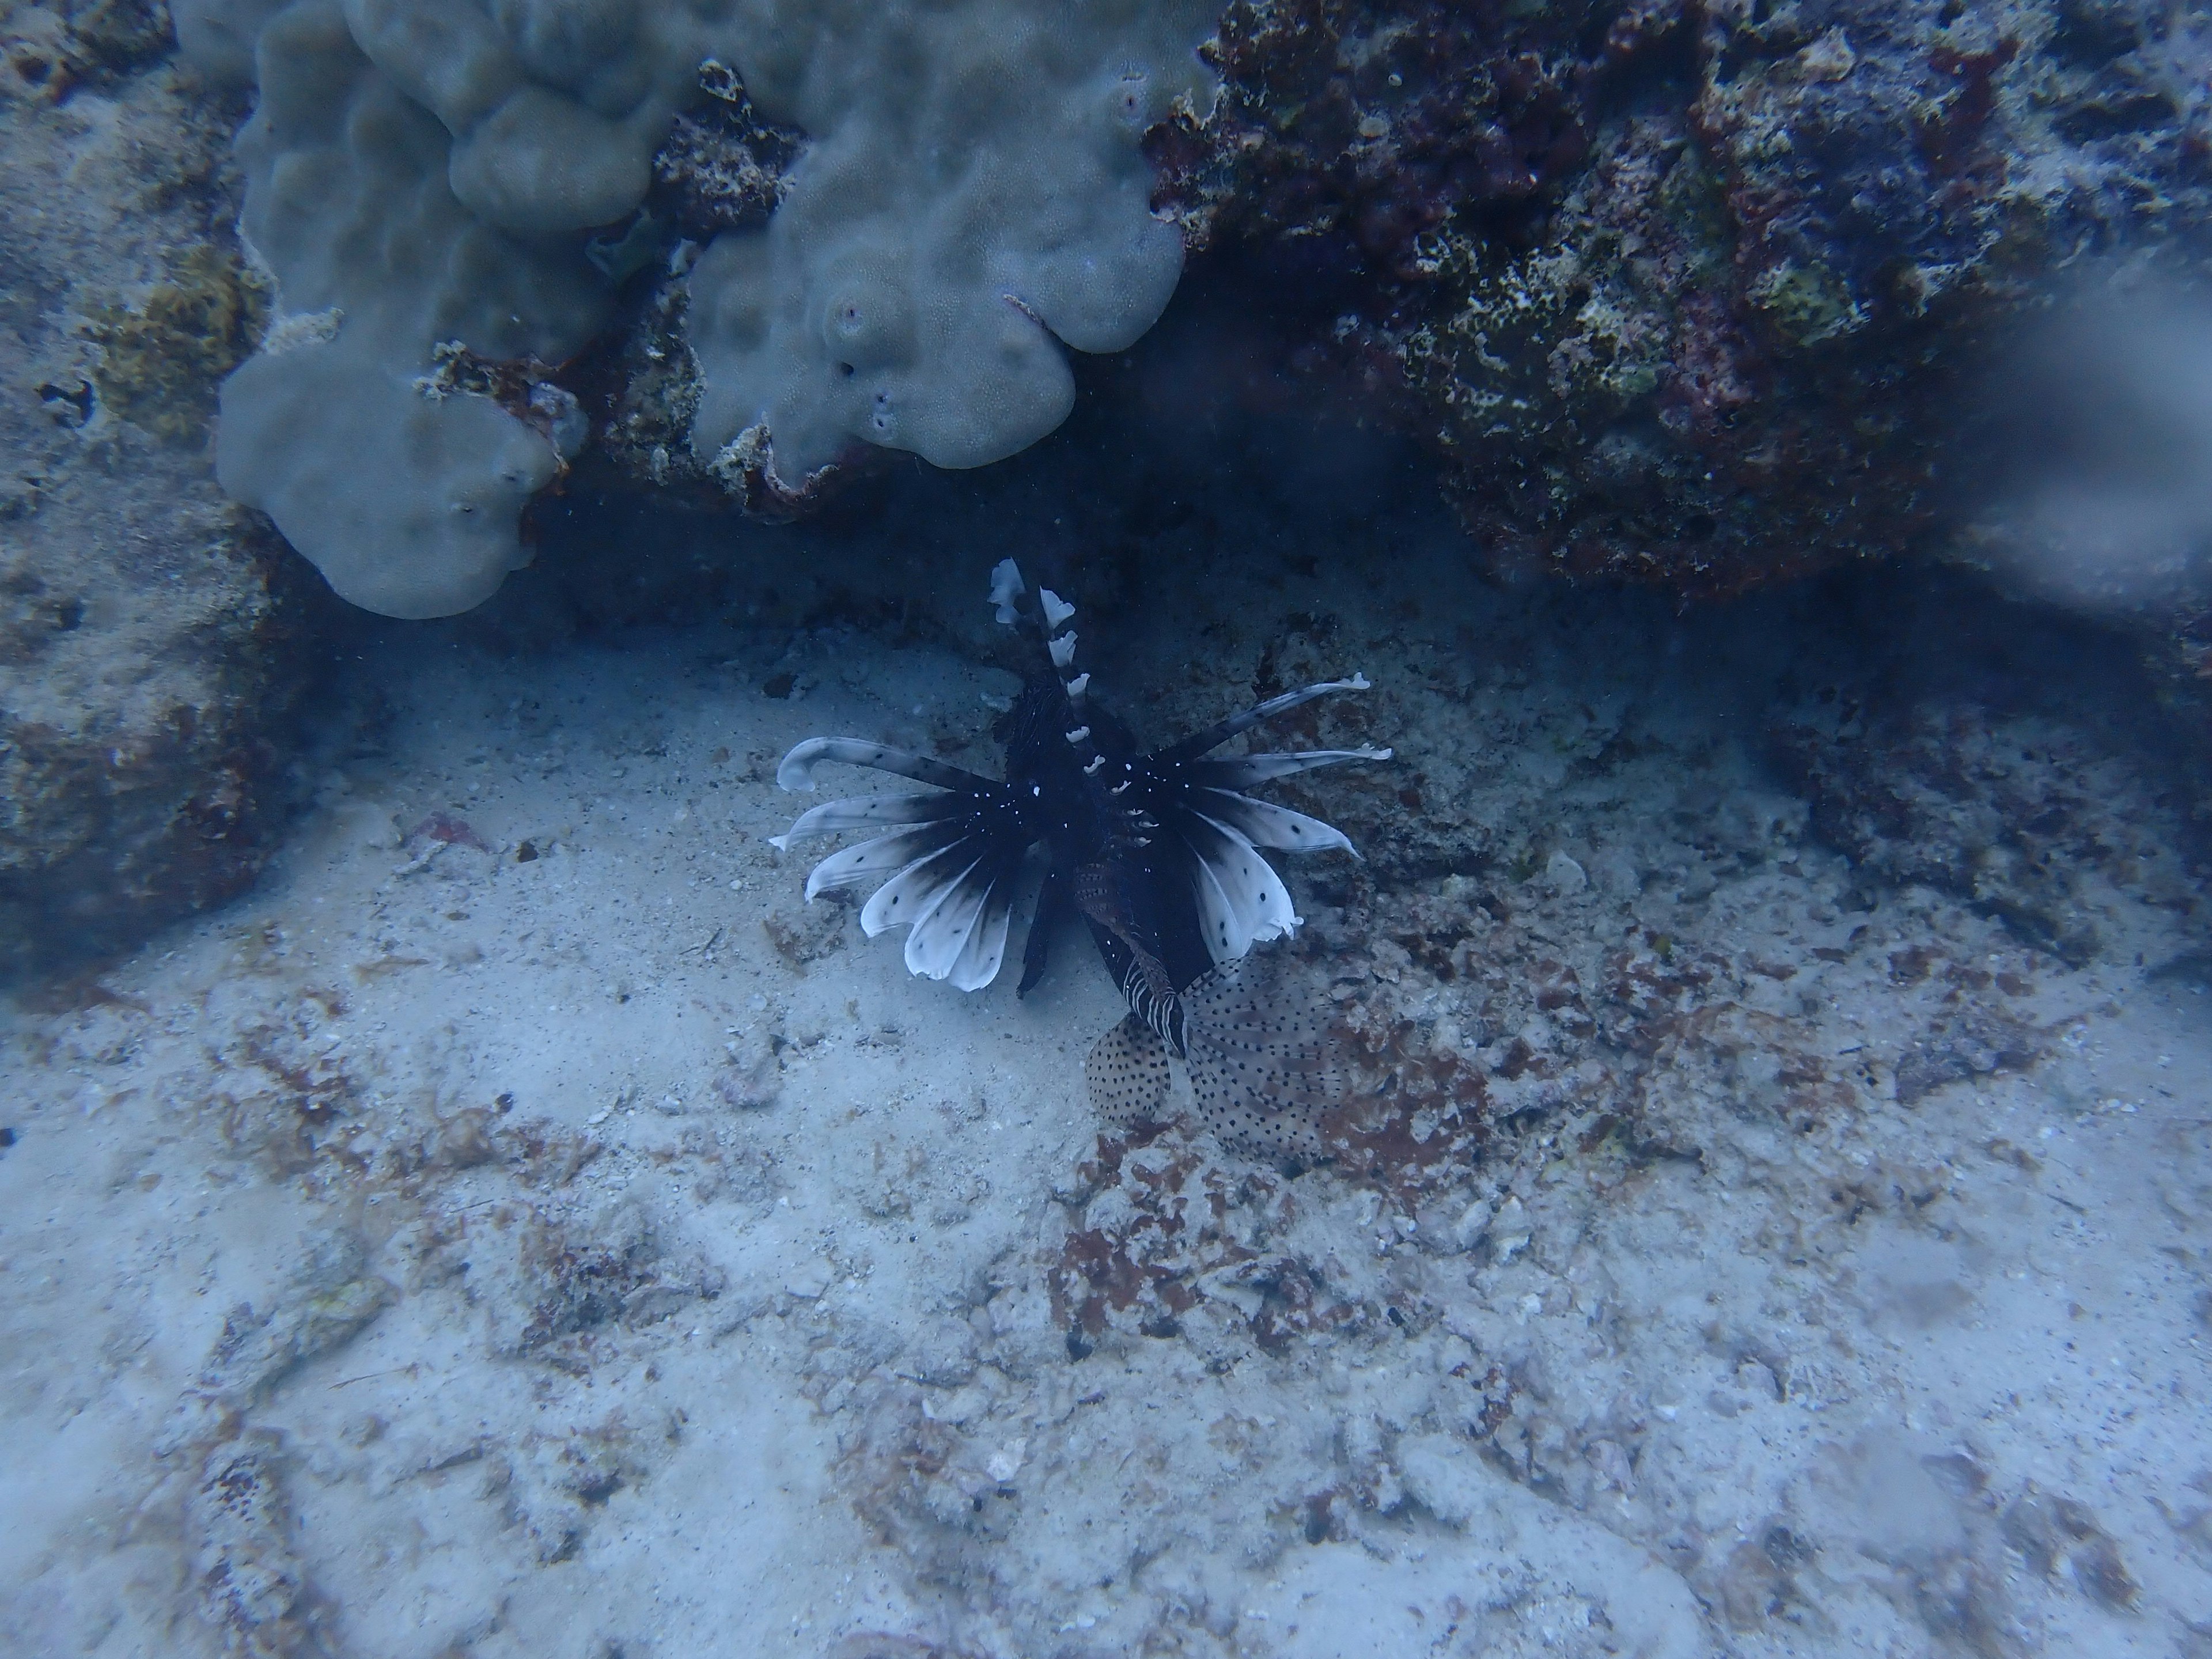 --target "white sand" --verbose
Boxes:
[5,549,2210,1658]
